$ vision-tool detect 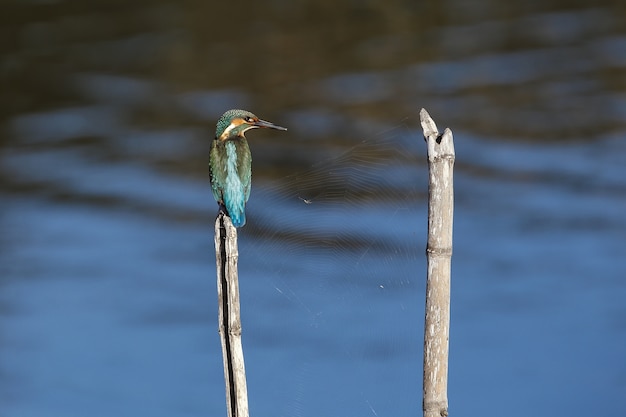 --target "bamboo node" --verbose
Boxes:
[425,246,452,256]
[424,401,449,417]
[431,154,455,162]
